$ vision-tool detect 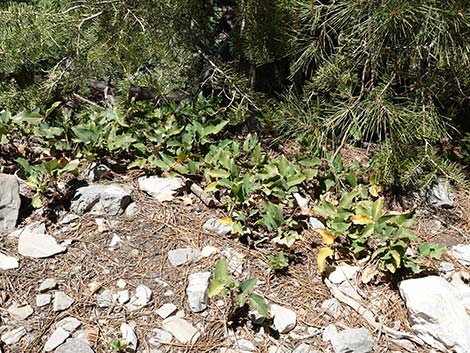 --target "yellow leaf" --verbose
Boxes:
[31,194,42,208]
[369,185,381,197]
[316,229,336,245]
[351,214,373,225]
[317,247,334,273]
[218,216,234,226]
